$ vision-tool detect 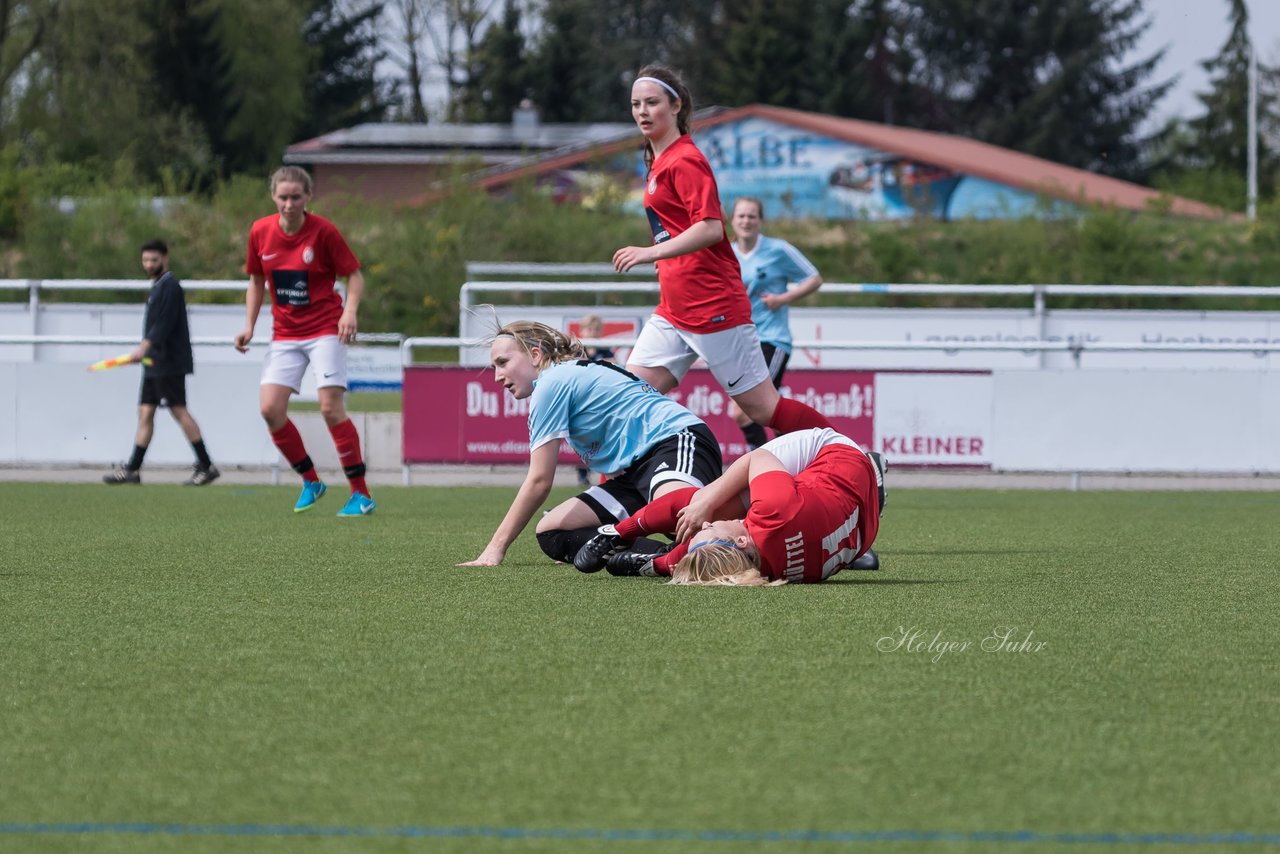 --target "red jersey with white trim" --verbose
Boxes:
[744,444,880,583]
[644,135,752,333]
[245,213,360,341]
